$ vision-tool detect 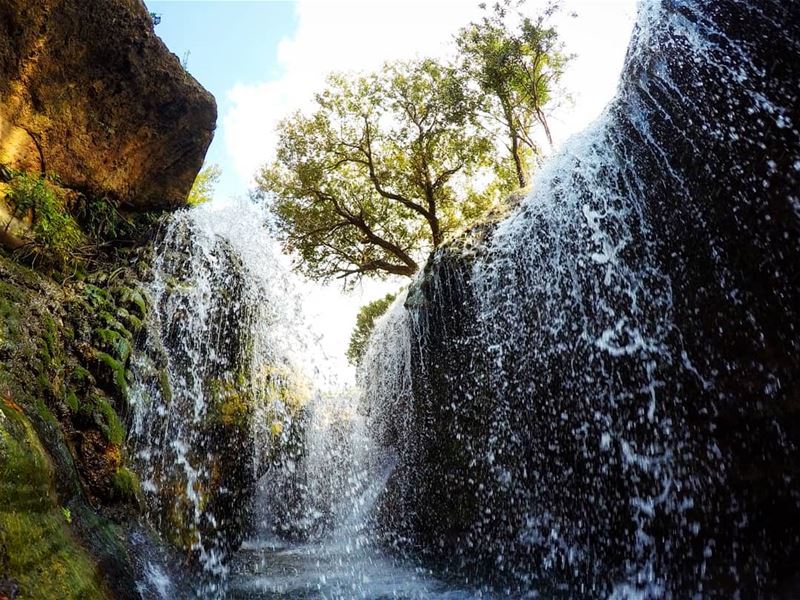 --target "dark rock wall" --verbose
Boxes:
[372,0,800,596]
